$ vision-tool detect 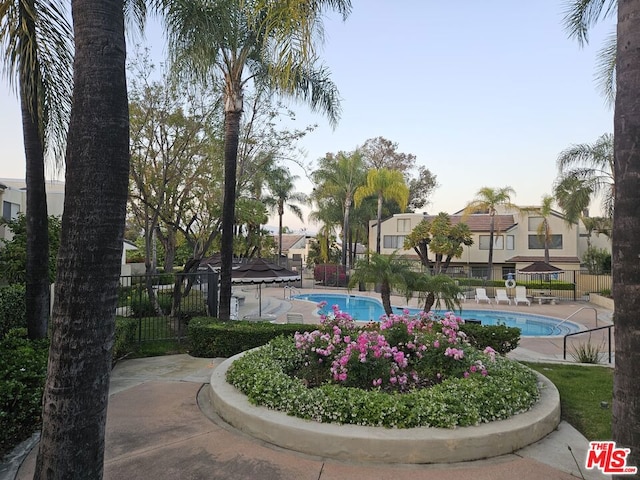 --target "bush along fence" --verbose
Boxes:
[118,272,210,344]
